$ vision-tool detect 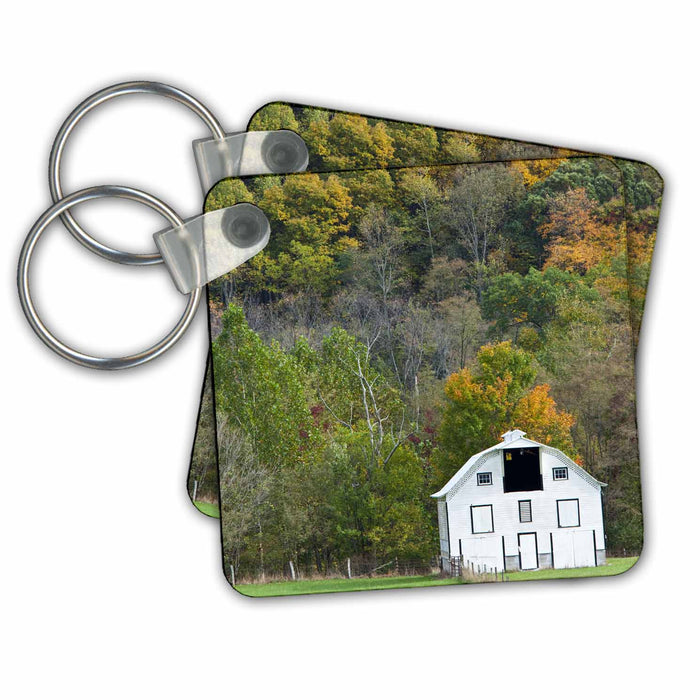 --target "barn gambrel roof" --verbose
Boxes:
[430,429,606,500]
